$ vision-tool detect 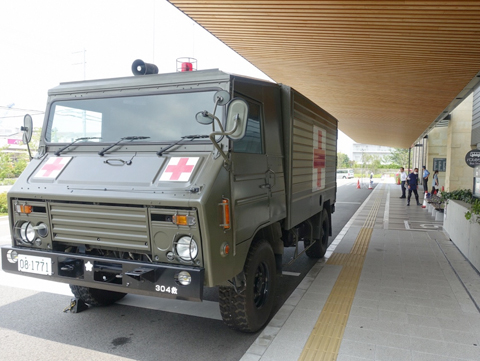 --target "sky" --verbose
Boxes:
[0,0,354,155]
